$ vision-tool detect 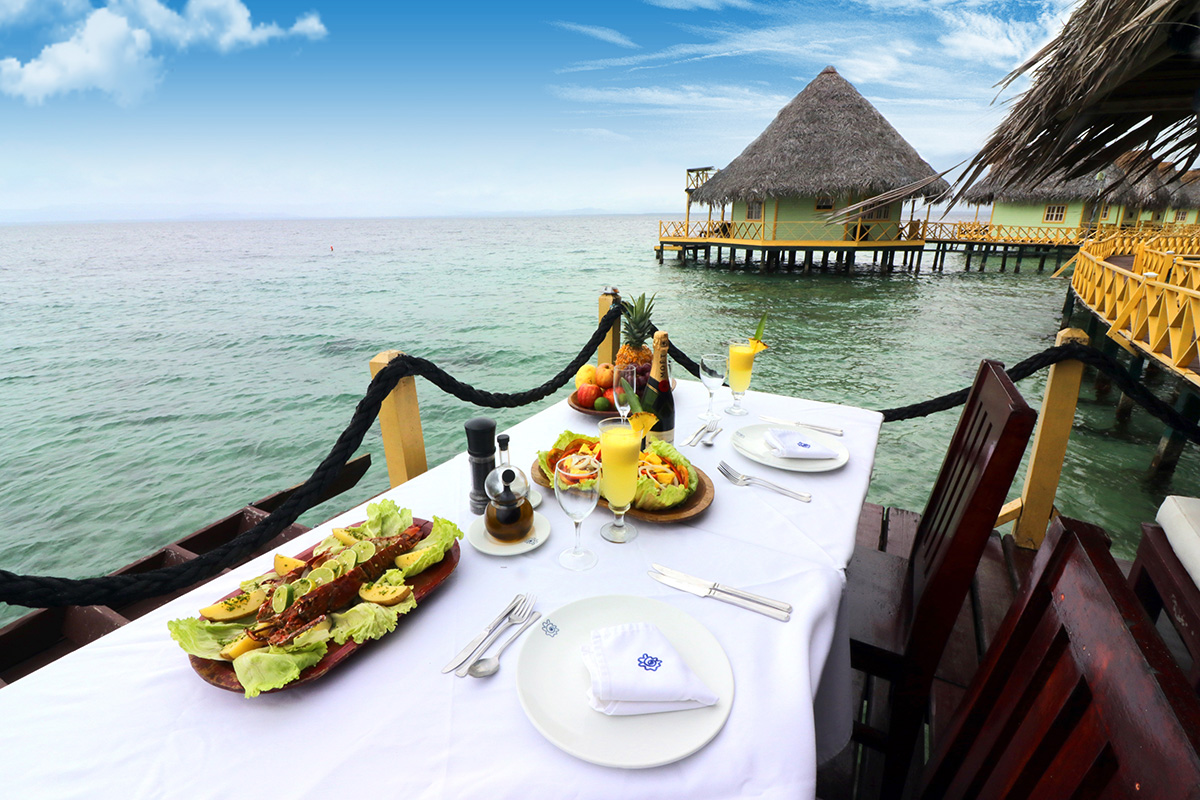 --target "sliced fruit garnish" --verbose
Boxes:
[218,632,267,661]
[199,589,267,622]
[308,567,336,587]
[336,549,358,572]
[350,540,376,564]
[274,553,306,576]
[749,338,768,354]
[332,527,367,546]
[292,578,313,598]
[358,582,413,607]
[271,583,295,614]
[629,411,657,438]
